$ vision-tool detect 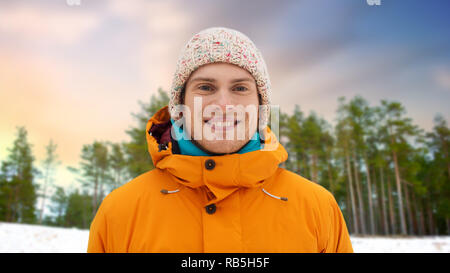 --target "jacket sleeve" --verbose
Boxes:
[87,202,108,253]
[323,193,354,253]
